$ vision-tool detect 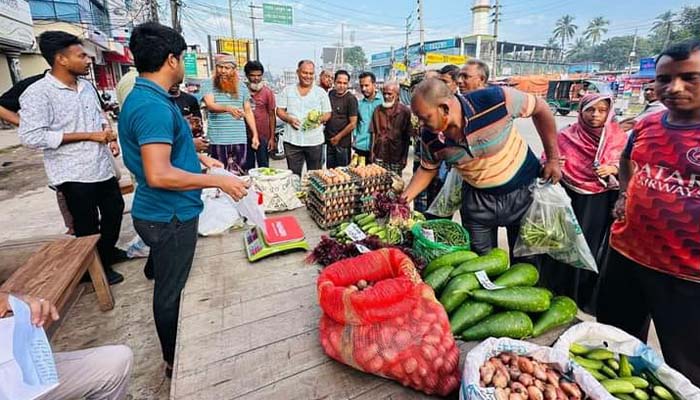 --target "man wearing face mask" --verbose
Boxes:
[244,61,276,169]
[403,78,562,255]
[370,80,413,175]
